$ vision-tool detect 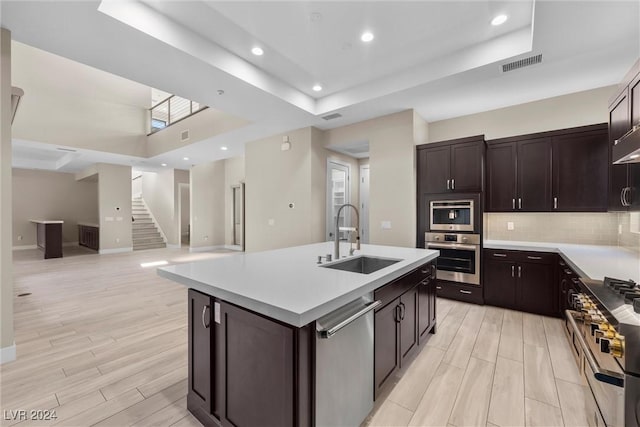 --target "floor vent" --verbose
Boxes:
[502,54,542,73]
[322,113,342,121]
[181,129,190,142]
[17,293,31,297]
